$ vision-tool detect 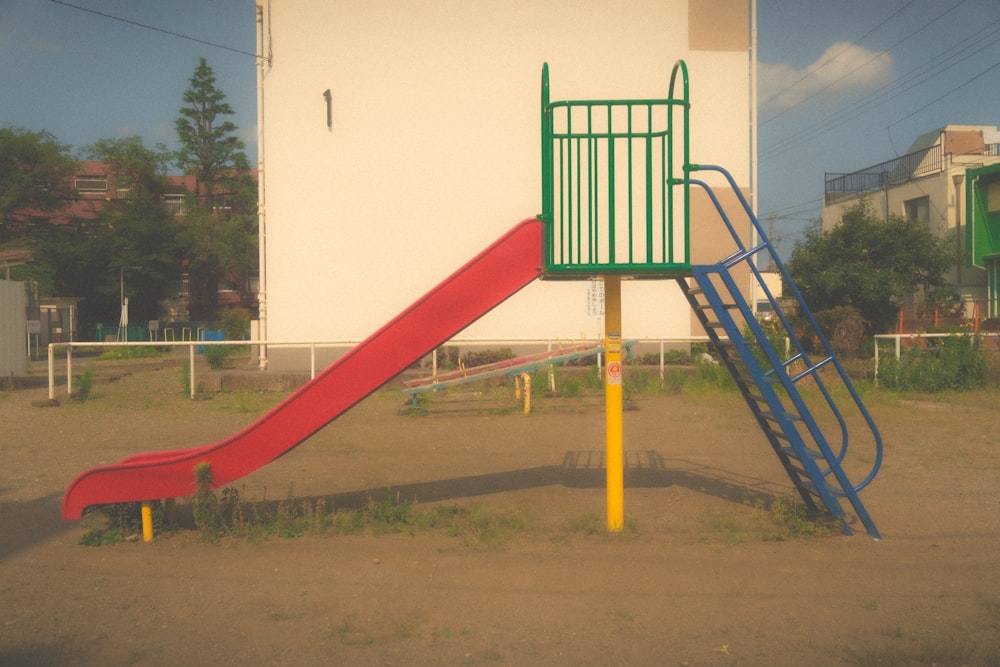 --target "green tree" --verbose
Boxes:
[35,138,182,334]
[178,205,257,321]
[787,199,955,334]
[174,57,250,208]
[0,127,77,243]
